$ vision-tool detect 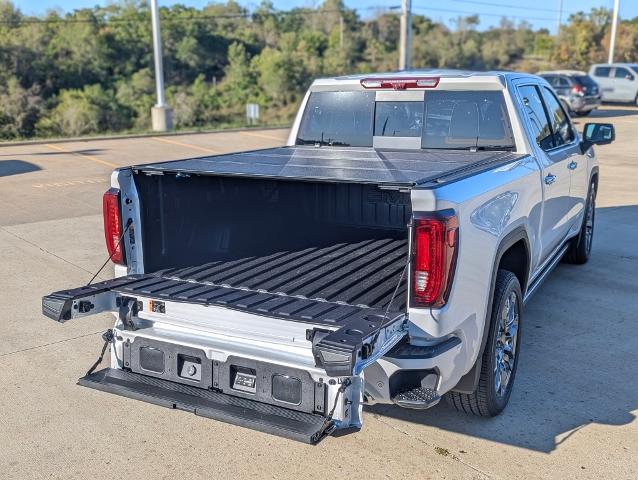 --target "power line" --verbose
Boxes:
[413,5,557,23]
[448,0,577,15]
